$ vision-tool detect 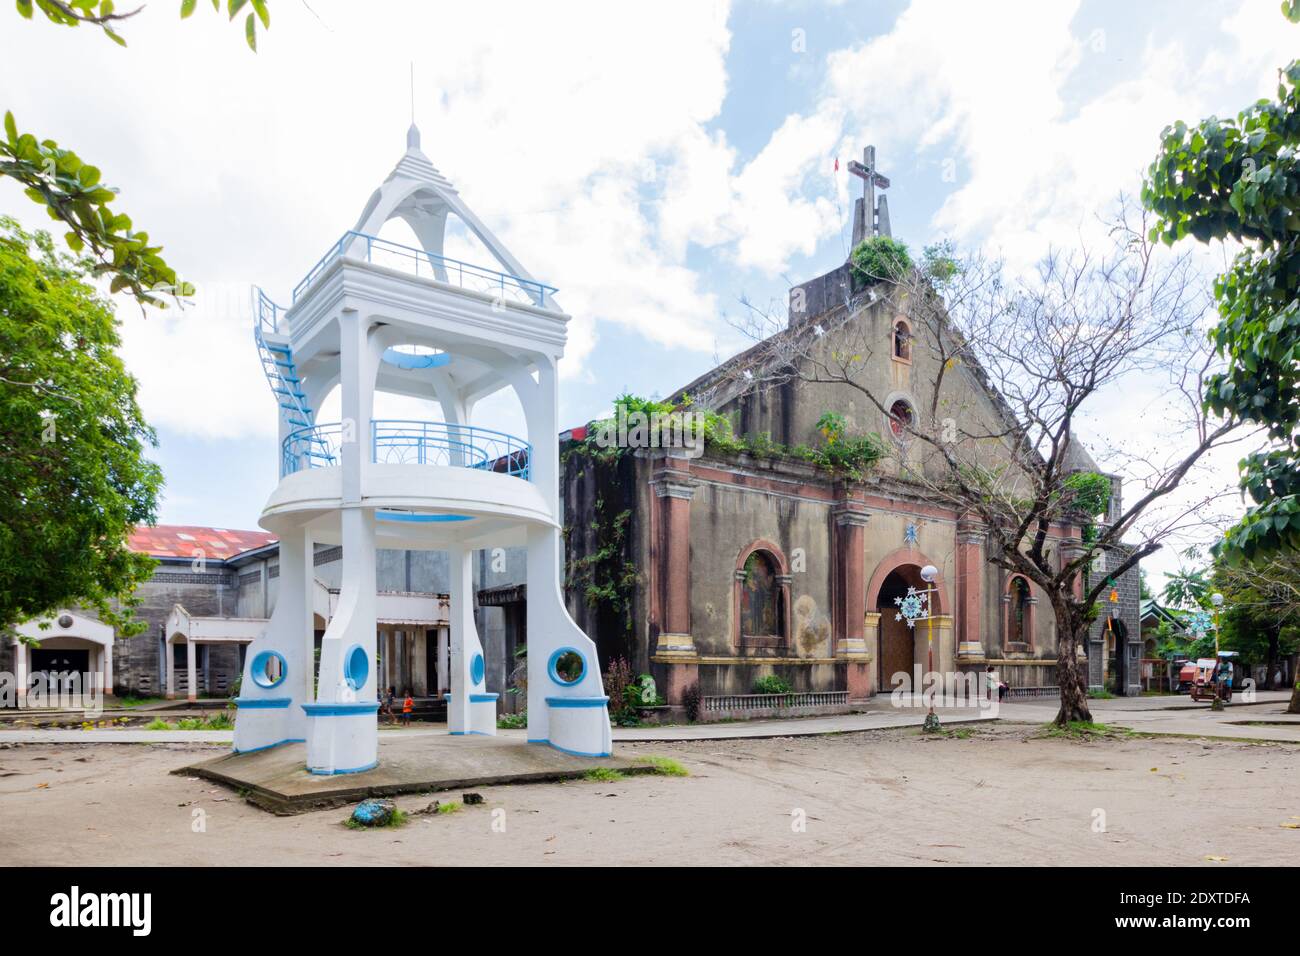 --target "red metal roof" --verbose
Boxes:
[129,525,277,560]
